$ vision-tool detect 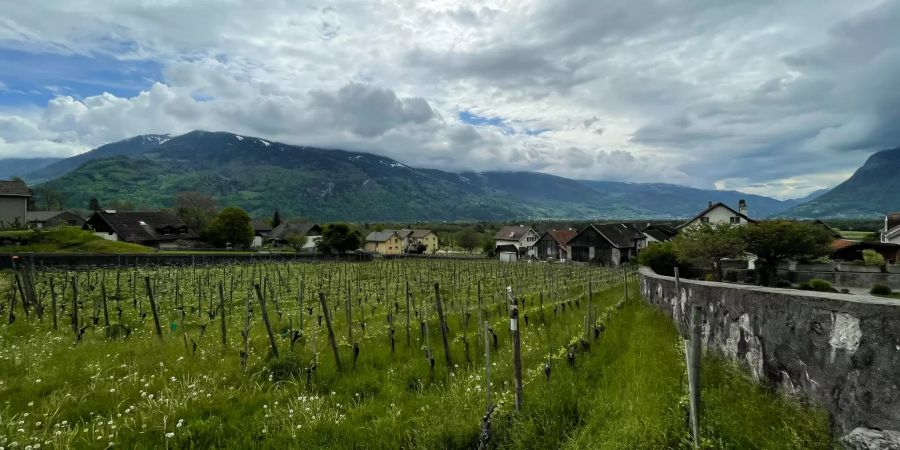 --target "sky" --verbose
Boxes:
[1,0,899,200]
